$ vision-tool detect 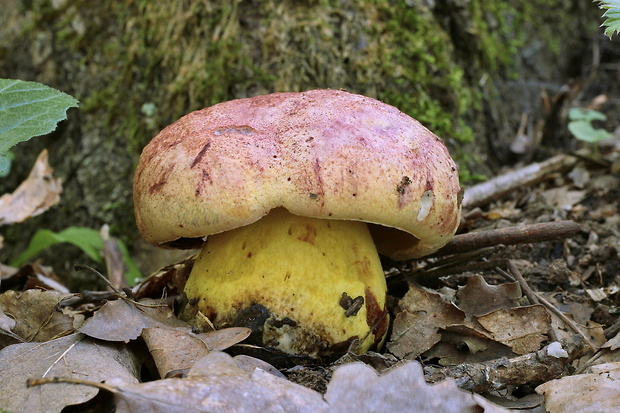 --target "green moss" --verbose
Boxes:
[369,1,475,144]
